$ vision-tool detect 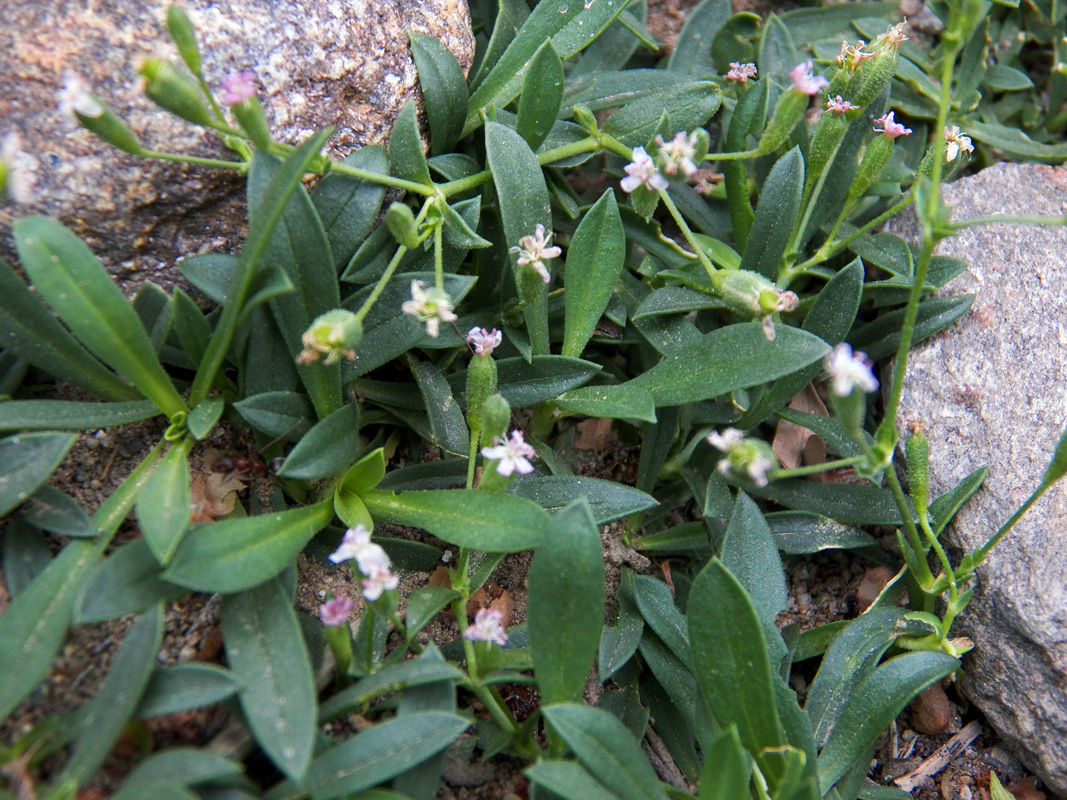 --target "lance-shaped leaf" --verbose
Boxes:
[697,726,751,800]
[516,40,565,151]
[629,323,829,407]
[526,761,627,800]
[411,359,469,455]
[528,500,605,704]
[448,355,600,409]
[19,485,95,538]
[136,442,192,565]
[76,538,189,624]
[362,489,548,553]
[688,559,783,755]
[554,384,657,424]
[410,33,468,155]
[222,579,316,782]
[389,98,433,185]
[668,0,731,77]
[720,492,786,626]
[0,433,77,518]
[739,147,804,281]
[318,657,464,720]
[311,144,390,270]
[163,500,334,593]
[136,663,241,719]
[233,390,314,442]
[0,399,158,433]
[14,218,185,416]
[277,402,360,480]
[507,476,657,524]
[602,82,721,148]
